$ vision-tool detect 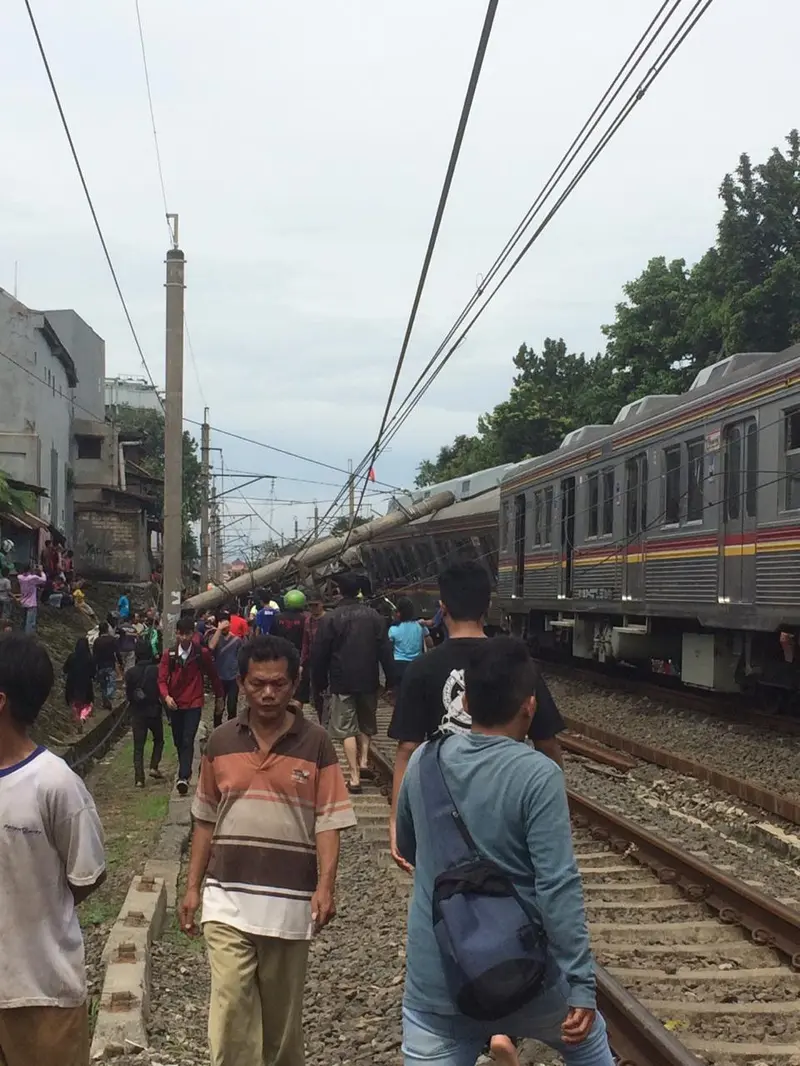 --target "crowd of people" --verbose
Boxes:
[0,561,614,1066]
[0,537,86,635]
